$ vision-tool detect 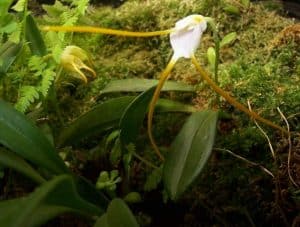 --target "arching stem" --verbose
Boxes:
[147,56,178,161]
[191,55,288,135]
[41,26,173,37]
